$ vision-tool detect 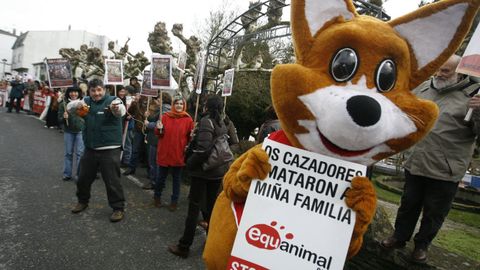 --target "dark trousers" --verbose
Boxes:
[76,148,125,210]
[128,130,144,170]
[178,177,221,249]
[8,96,21,112]
[393,170,458,249]
[154,166,182,203]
